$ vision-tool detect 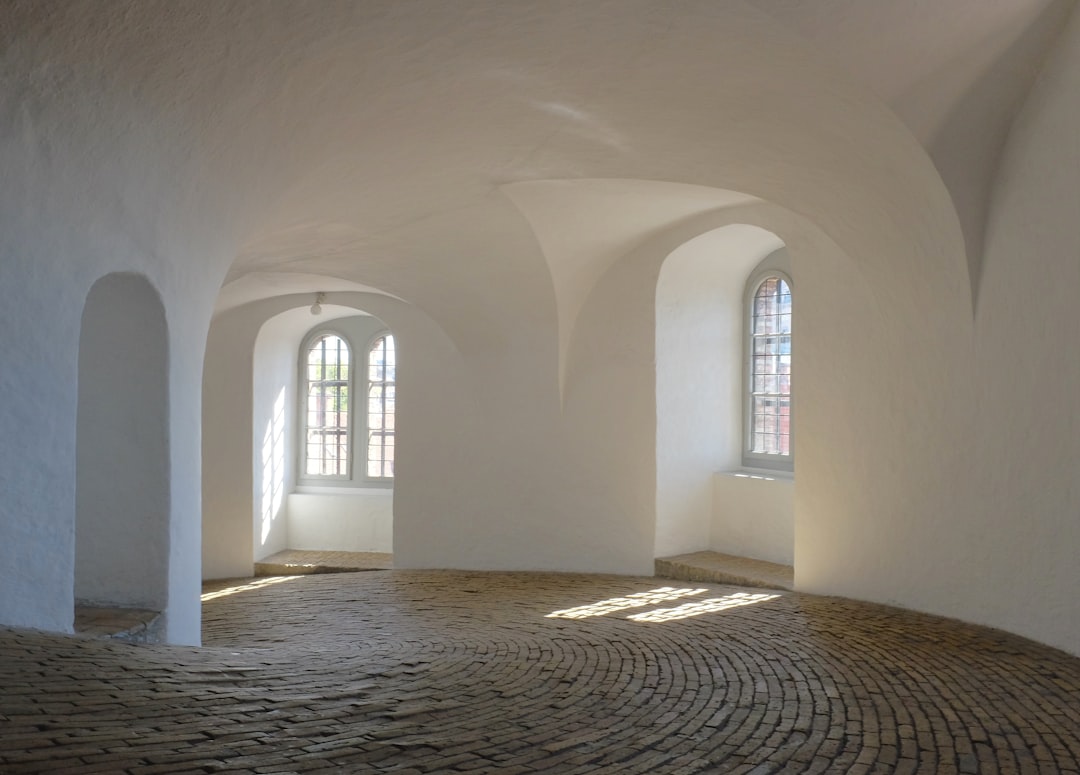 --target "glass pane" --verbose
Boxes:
[749,277,793,458]
[364,334,396,479]
[304,334,352,476]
